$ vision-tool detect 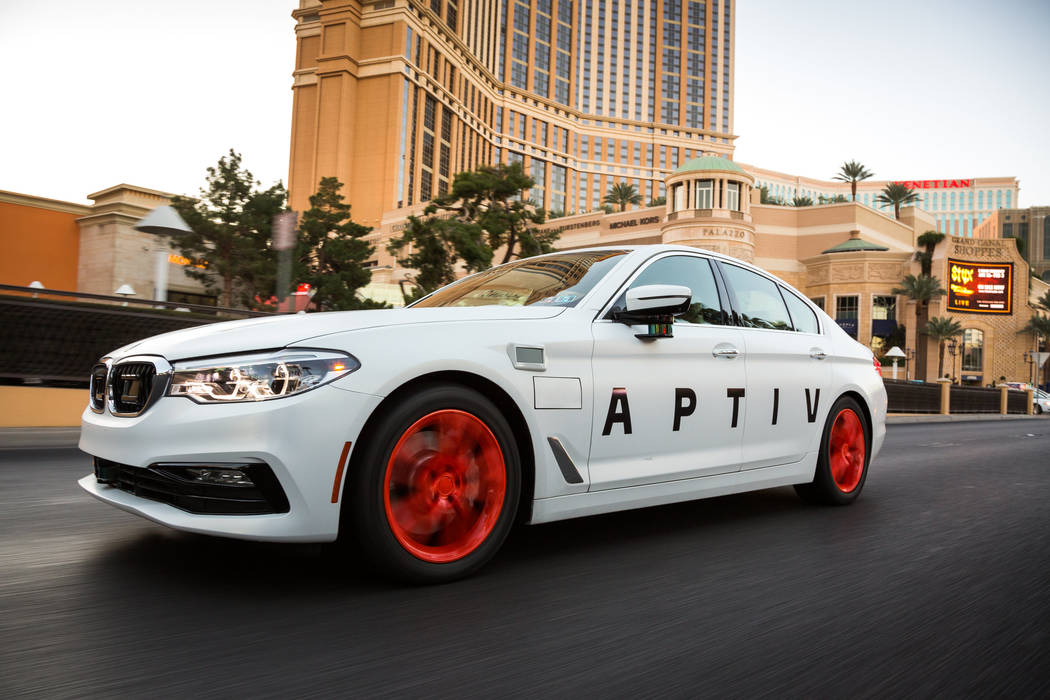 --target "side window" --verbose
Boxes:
[615,255,725,325]
[719,263,793,330]
[782,287,820,334]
